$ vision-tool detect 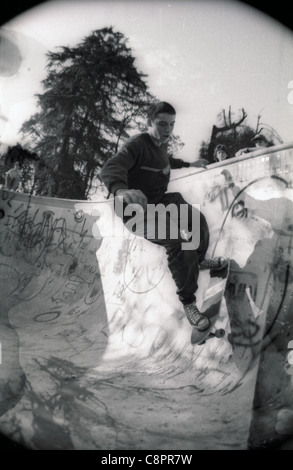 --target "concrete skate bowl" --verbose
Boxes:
[0,142,293,450]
